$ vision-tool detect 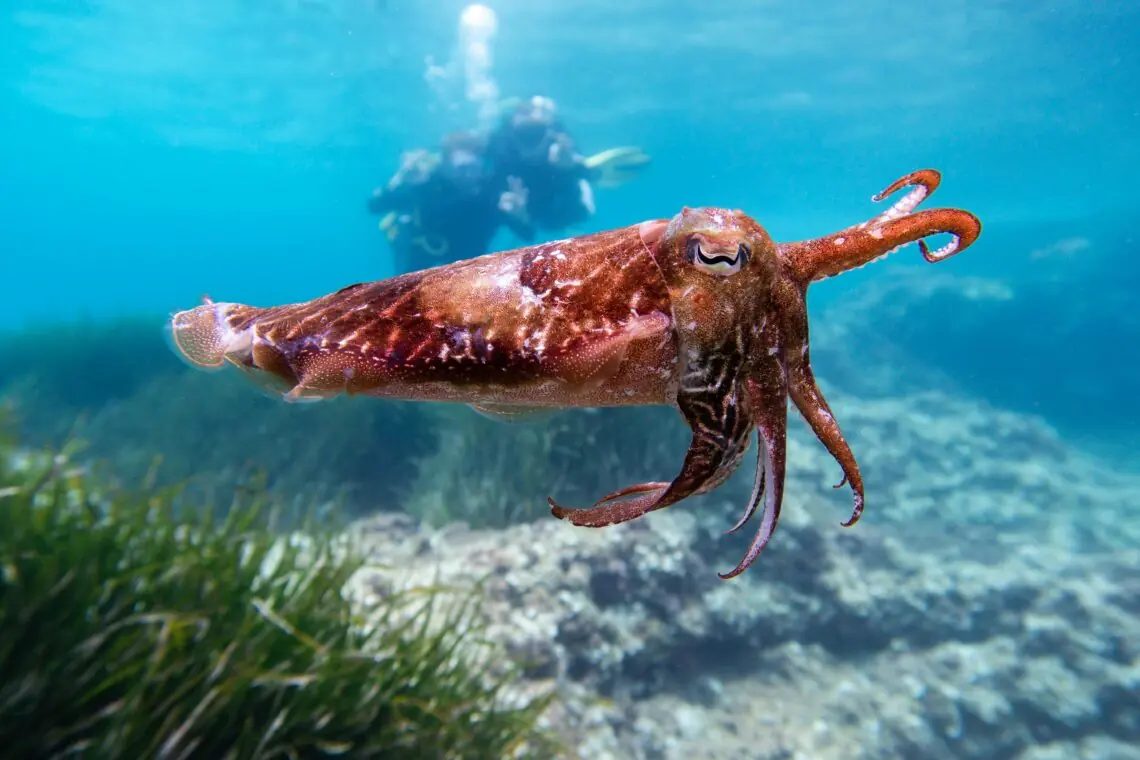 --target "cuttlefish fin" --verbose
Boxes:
[166,300,254,370]
[550,357,753,528]
[544,311,671,393]
[469,402,562,424]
